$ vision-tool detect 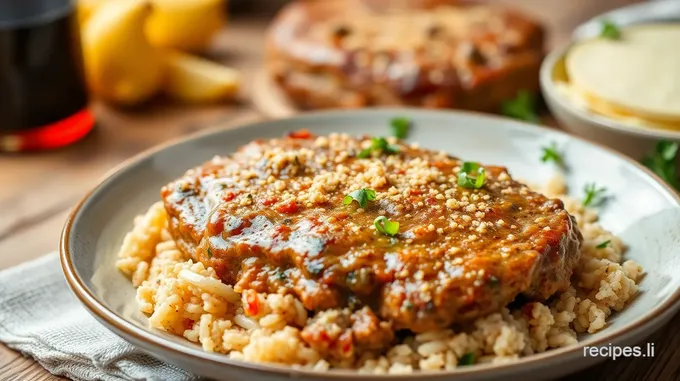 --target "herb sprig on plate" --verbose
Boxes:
[343,188,376,209]
[390,117,412,139]
[358,137,399,158]
[541,141,564,166]
[583,183,608,207]
[641,140,680,190]
[596,240,611,249]
[501,91,539,123]
[374,216,400,237]
[457,162,487,189]
[600,20,621,40]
